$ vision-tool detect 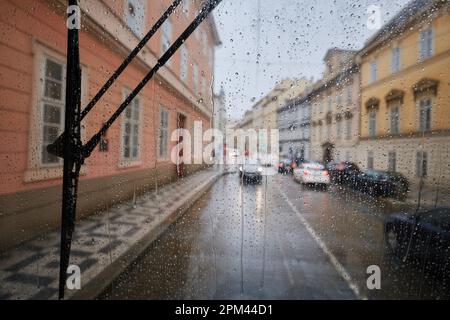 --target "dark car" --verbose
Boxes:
[385,206,450,266]
[327,161,360,185]
[277,158,296,174]
[383,171,410,200]
[353,169,409,199]
[239,158,263,183]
